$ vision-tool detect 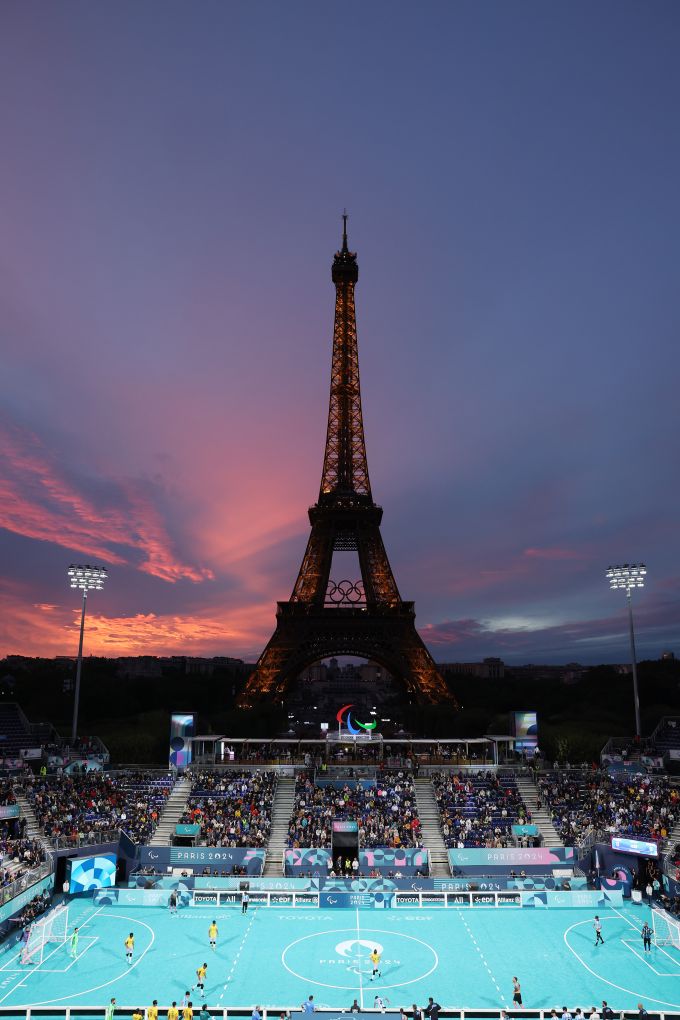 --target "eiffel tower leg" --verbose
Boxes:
[239,616,298,705]
[397,627,452,704]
